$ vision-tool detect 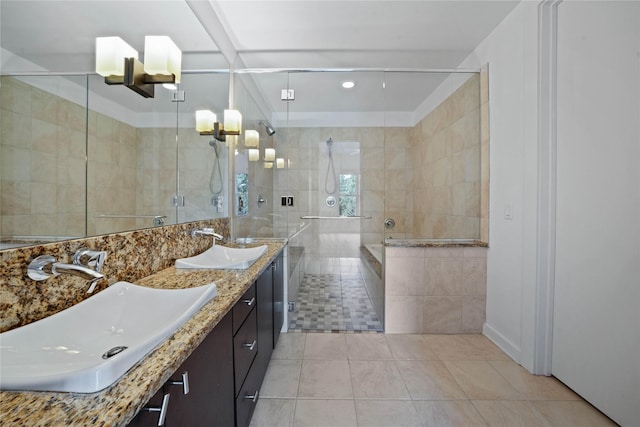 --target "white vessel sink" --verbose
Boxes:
[175,244,268,270]
[0,281,217,393]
